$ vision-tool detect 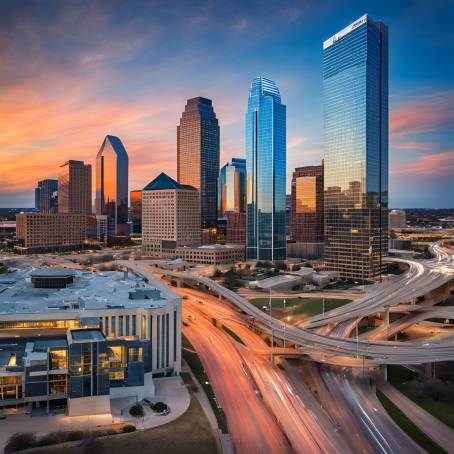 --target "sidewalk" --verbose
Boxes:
[0,376,190,453]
